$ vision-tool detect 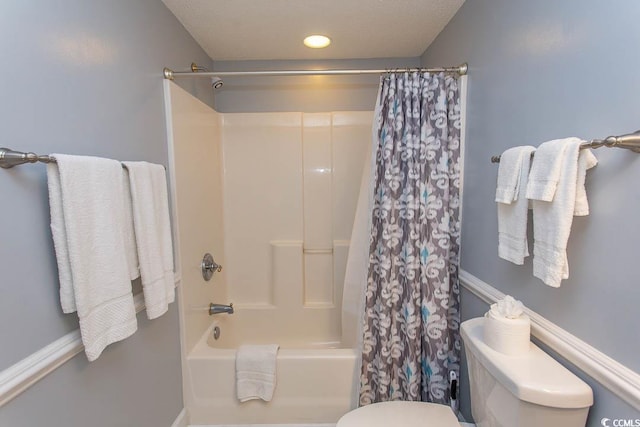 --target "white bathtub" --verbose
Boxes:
[185,323,359,425]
